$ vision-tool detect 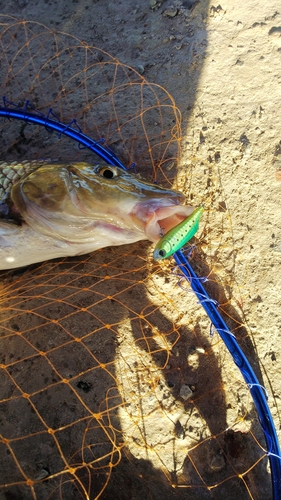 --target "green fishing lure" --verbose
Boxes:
[153,206,204,260]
